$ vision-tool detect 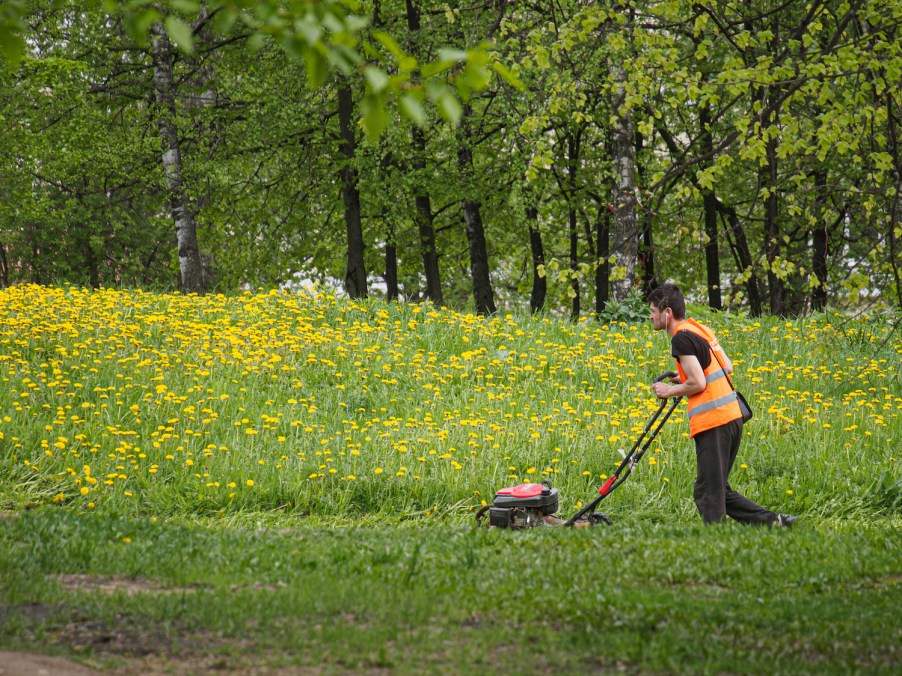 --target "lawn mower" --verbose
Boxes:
[476,371,682,529]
